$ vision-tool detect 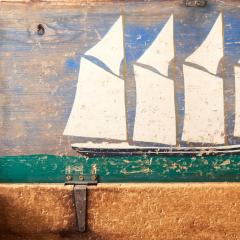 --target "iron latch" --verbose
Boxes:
[69,180,98,233]
[73,185,87,232]
[65,165,98,233]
